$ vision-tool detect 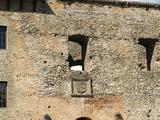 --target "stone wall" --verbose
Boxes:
[0,0,160,120]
